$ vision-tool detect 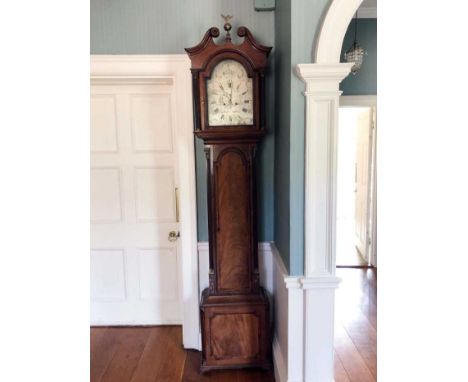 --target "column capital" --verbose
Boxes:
[295,63,353,94]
